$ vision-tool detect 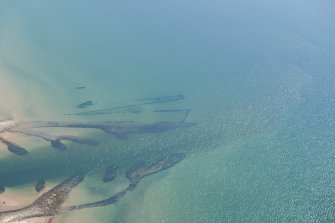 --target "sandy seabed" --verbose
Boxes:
[0,188,53,223]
